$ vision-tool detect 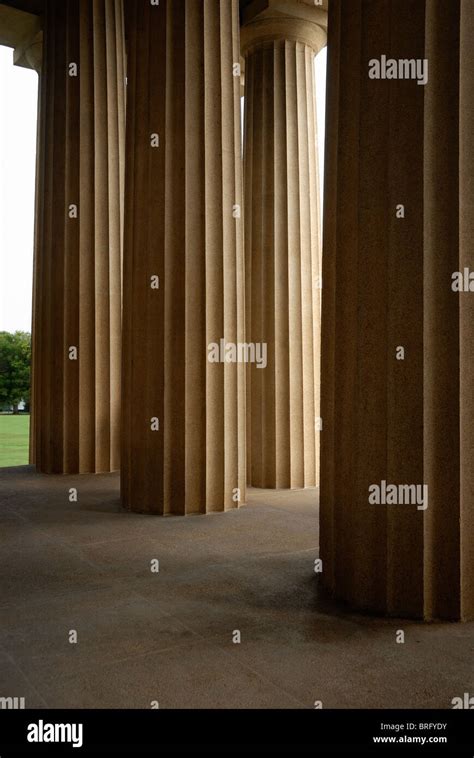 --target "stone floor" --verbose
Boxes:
[0,465,473,709]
